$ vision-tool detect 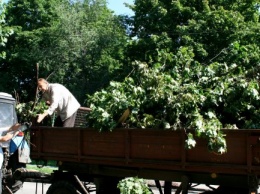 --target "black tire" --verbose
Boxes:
[46,181,78,194]
[216,186,251,194]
